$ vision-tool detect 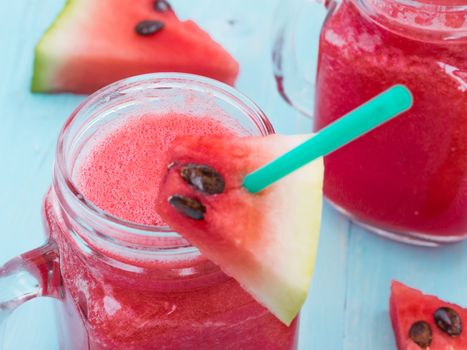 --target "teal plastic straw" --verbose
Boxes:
[243,85,413,193]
